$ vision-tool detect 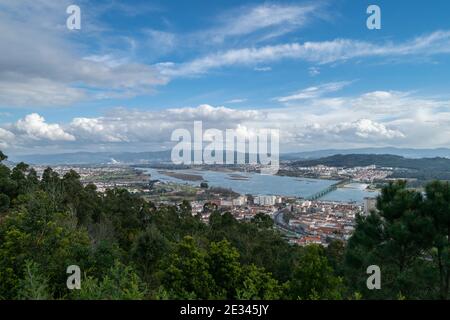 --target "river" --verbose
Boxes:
[140,168,379,204]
